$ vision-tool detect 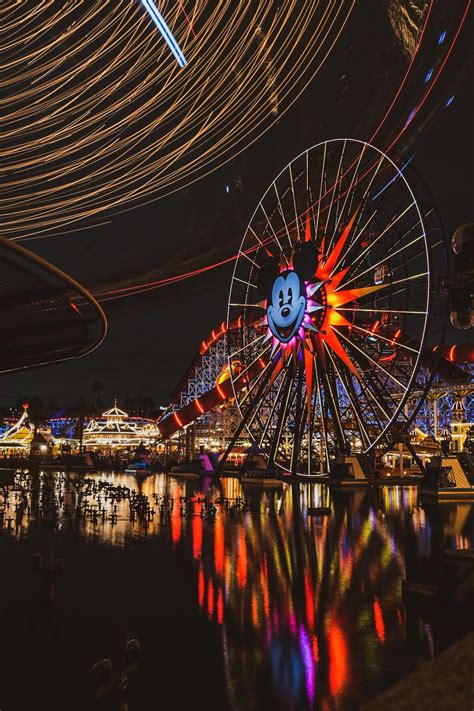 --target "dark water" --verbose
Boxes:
[0,472,472,711]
